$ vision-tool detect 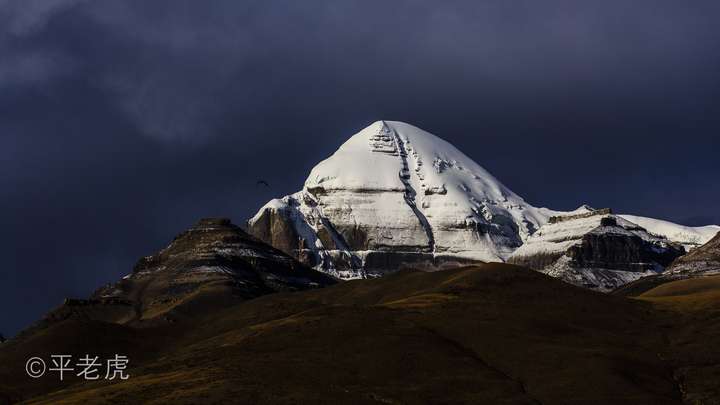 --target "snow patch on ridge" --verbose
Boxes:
[510,210,675,261]
[619,214,719,250]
